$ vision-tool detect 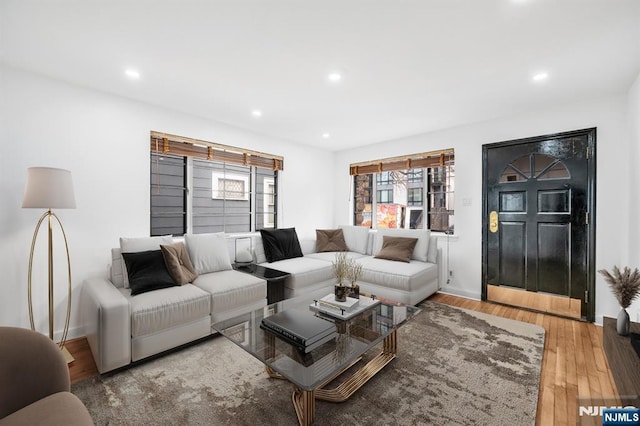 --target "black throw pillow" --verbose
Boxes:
[122,250,177,296]
[260,228,304,263]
